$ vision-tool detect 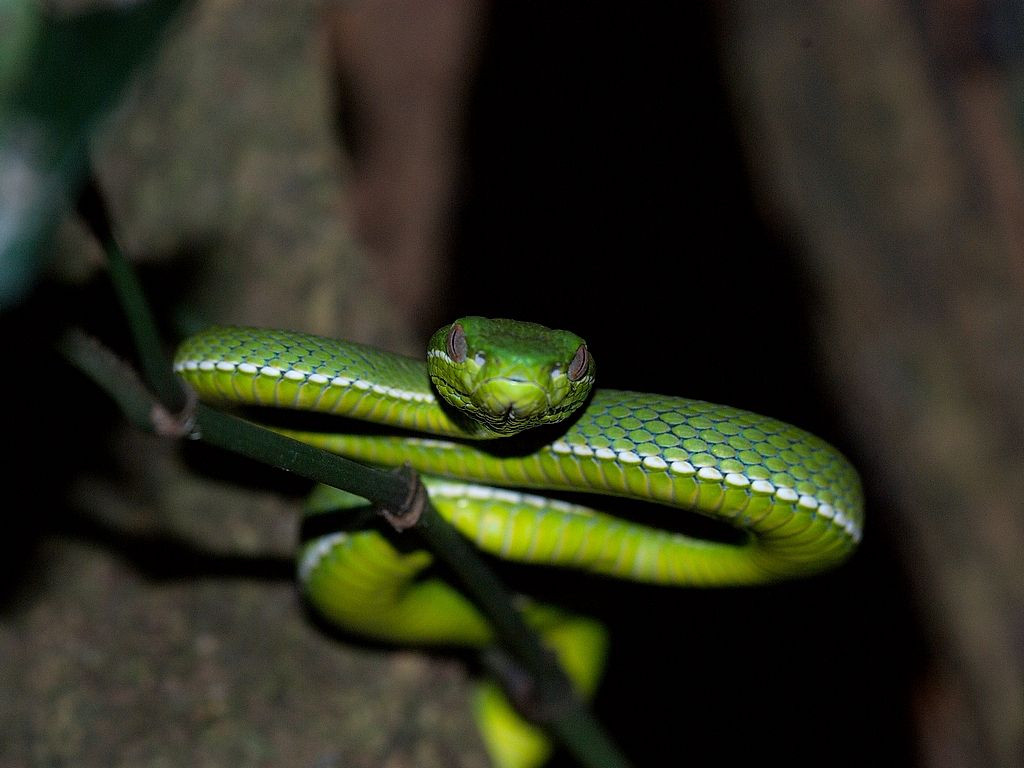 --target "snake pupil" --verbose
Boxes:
[567,344,589,381]
[447,323,468,363]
